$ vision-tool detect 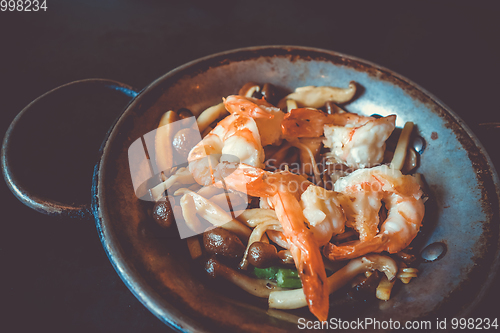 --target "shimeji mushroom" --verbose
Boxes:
[238,82,261,98]
[176,188,251,240]
[390,121,414,171]
[268,254,398,309]
[149,167,195,202]
[205,257,282,298]
[278,82,357,109]
[196,102,228,133]
[155,110,179,174]
[239,220,282,270]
